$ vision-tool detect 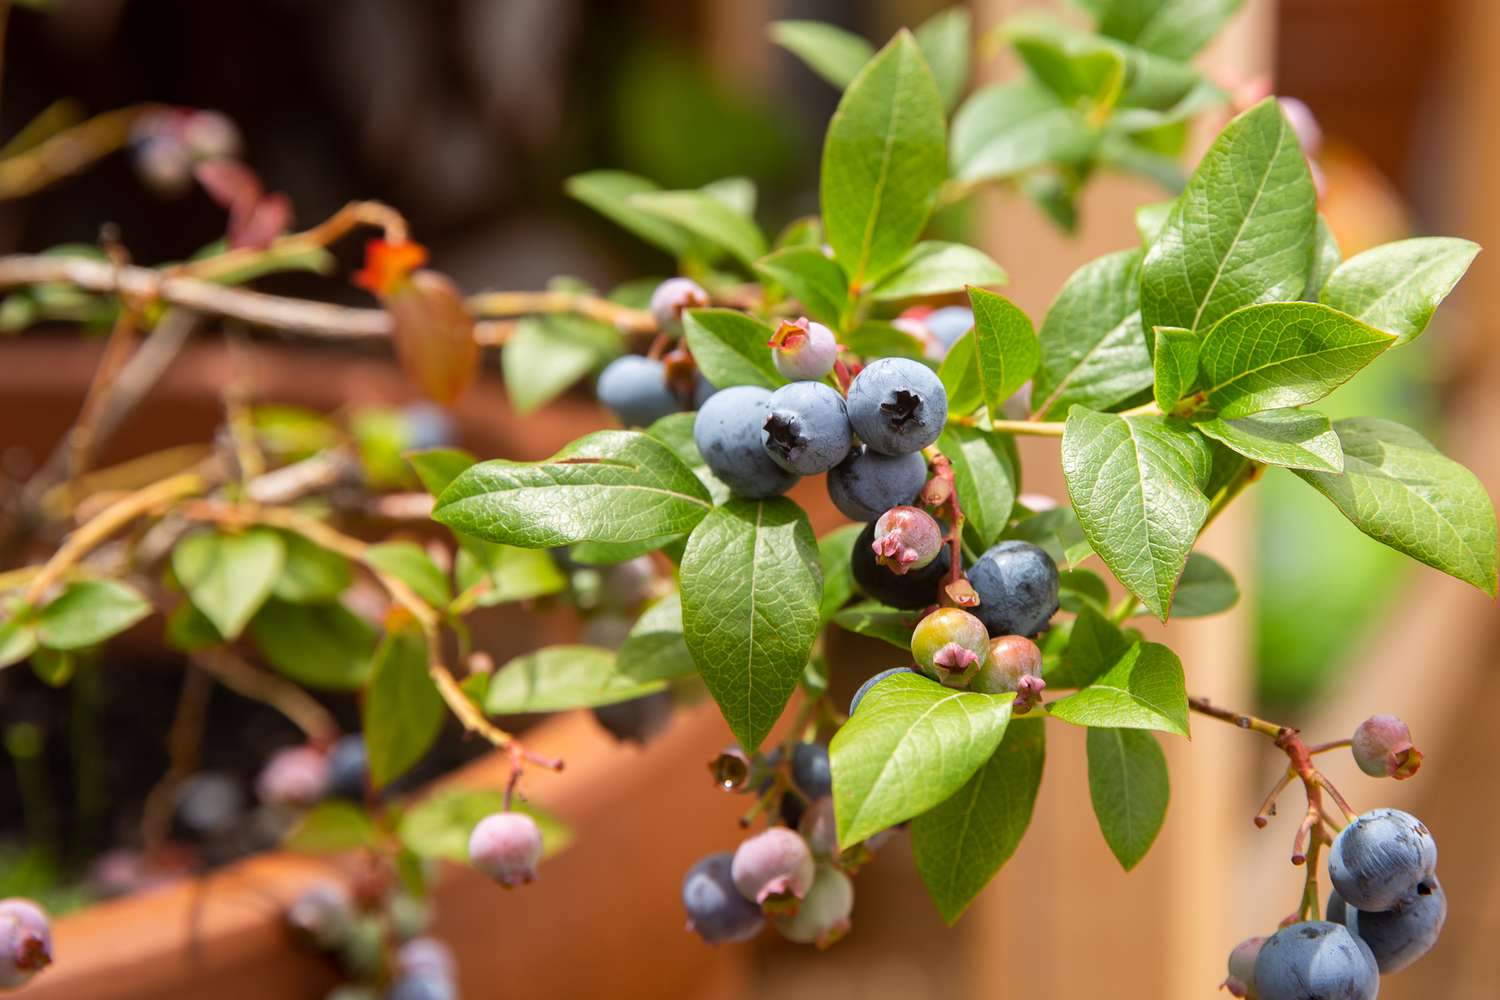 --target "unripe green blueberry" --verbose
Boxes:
[971,635,1046,711]
[772,864,853,948]
[871,506,943,575]
[388,893,432,941]
[731,827,815,911]
[769,317,839,380]
[650,277,709,331]
[286,882,354,952]
[0,898,51,989]
[910,608,989,687]
[1328,808,1437,911]
[1351,714,1422,780]
[338,915,385,980]
[1222,936,1264,998]
[468,811,543,888]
